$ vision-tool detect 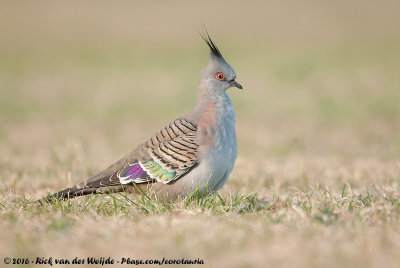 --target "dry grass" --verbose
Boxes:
[1,1,400,267]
